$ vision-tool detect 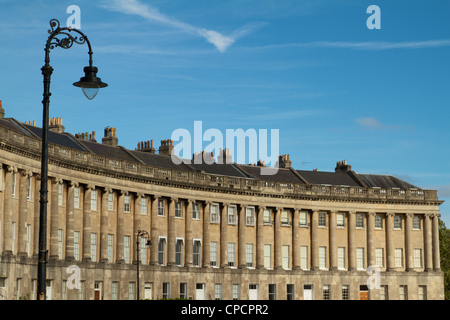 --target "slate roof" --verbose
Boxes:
[0,117,421,190]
